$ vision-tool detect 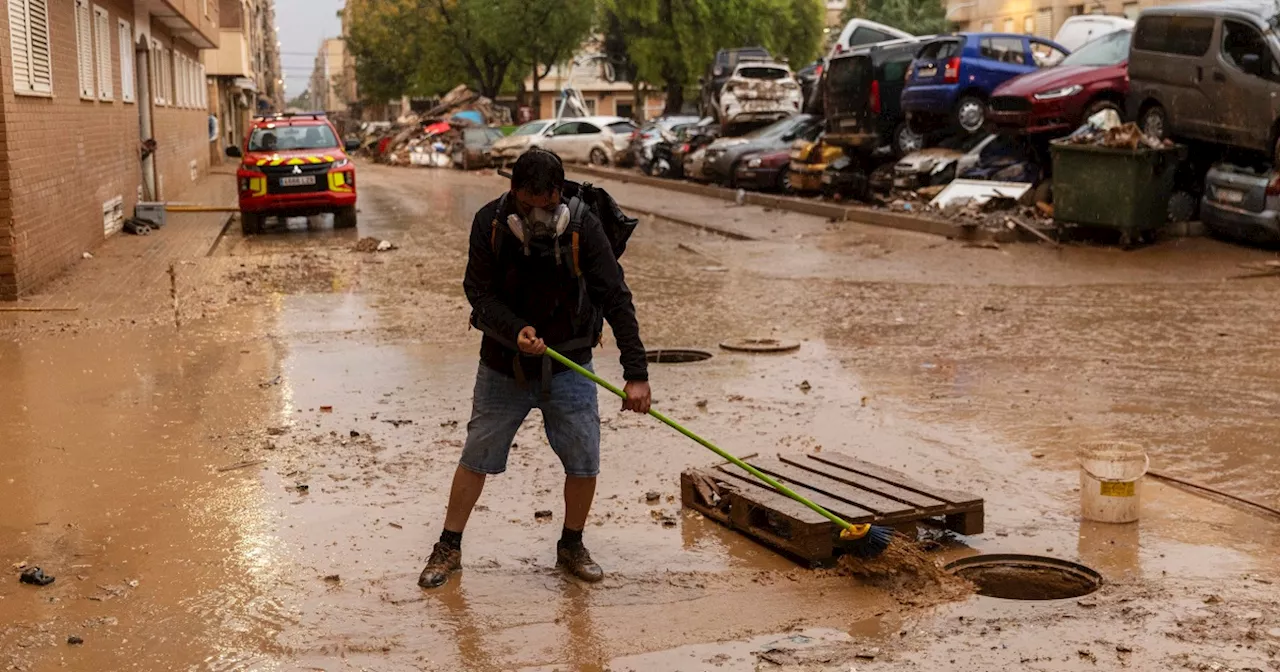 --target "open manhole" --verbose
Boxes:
[945,554,1102,601]
[646,349,713,364]
[719,338,801,354]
